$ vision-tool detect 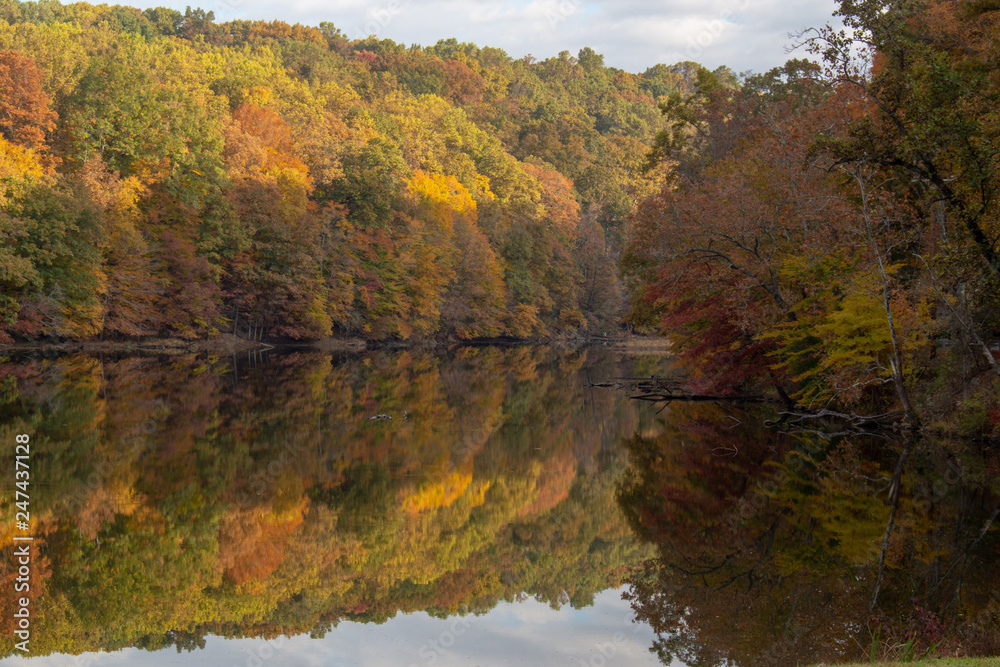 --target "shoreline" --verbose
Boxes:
[0,333,672,356]
[1,336,995,443]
